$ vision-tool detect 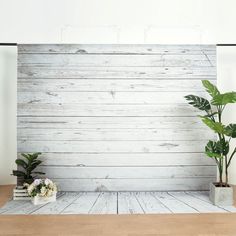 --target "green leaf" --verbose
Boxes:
[15,159,28,169]
[27,161,42,172]
[205,141,221,158]
[21,153,30,161]
[201,117,225,134]
[12,170,26,177]
[216,139,229,156]
[32,171,45,175]
[31,160,42,165]
[185,95,211,111]
[31,152,42,160]
[212,92,236,105]
[202,80,220,97]
[225,124,236,138]
[198,112,218,119]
